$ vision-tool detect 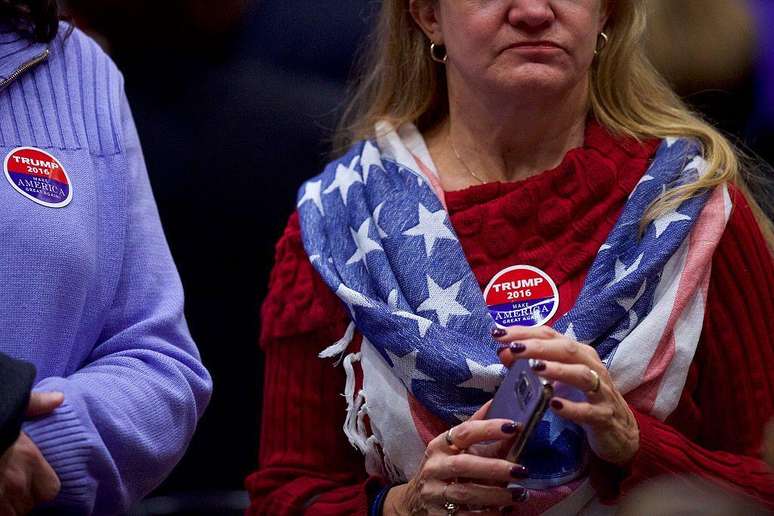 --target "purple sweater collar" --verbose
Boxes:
[0,28,48,90]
